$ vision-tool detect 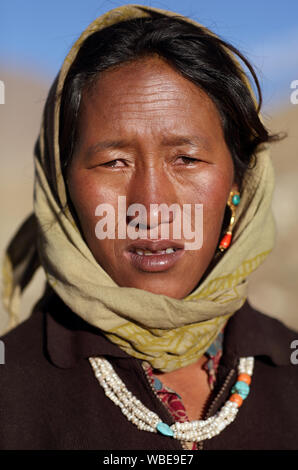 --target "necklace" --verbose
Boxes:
[89,356,254,442]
